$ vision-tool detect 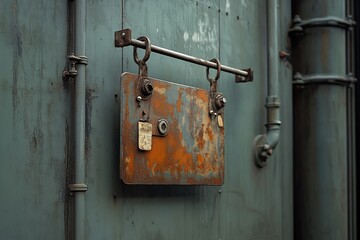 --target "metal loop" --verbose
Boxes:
[206,58,221,83]
[133,36,151,65]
